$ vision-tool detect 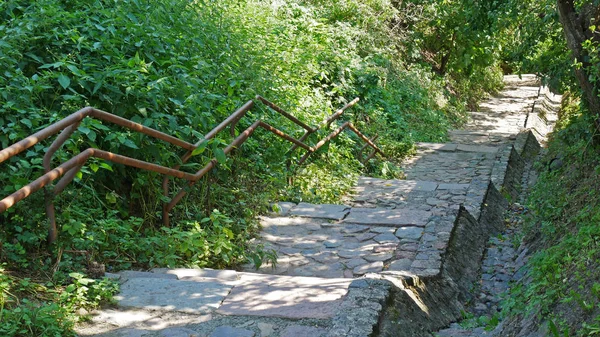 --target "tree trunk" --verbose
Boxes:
[556,0,600,135]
